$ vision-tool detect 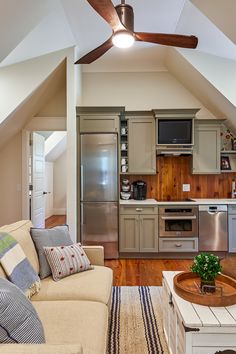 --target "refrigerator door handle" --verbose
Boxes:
[80,165,83,201]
